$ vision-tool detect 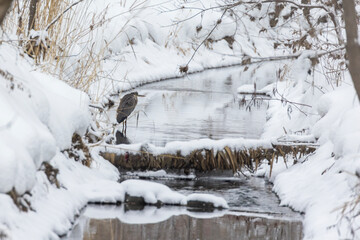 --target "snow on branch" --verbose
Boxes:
[226,0,344,44]
[226,0,327,10]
